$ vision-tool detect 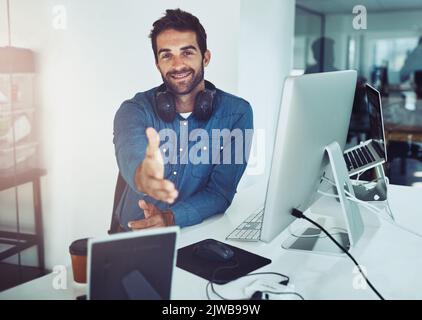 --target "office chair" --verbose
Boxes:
[108,172,127,234]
